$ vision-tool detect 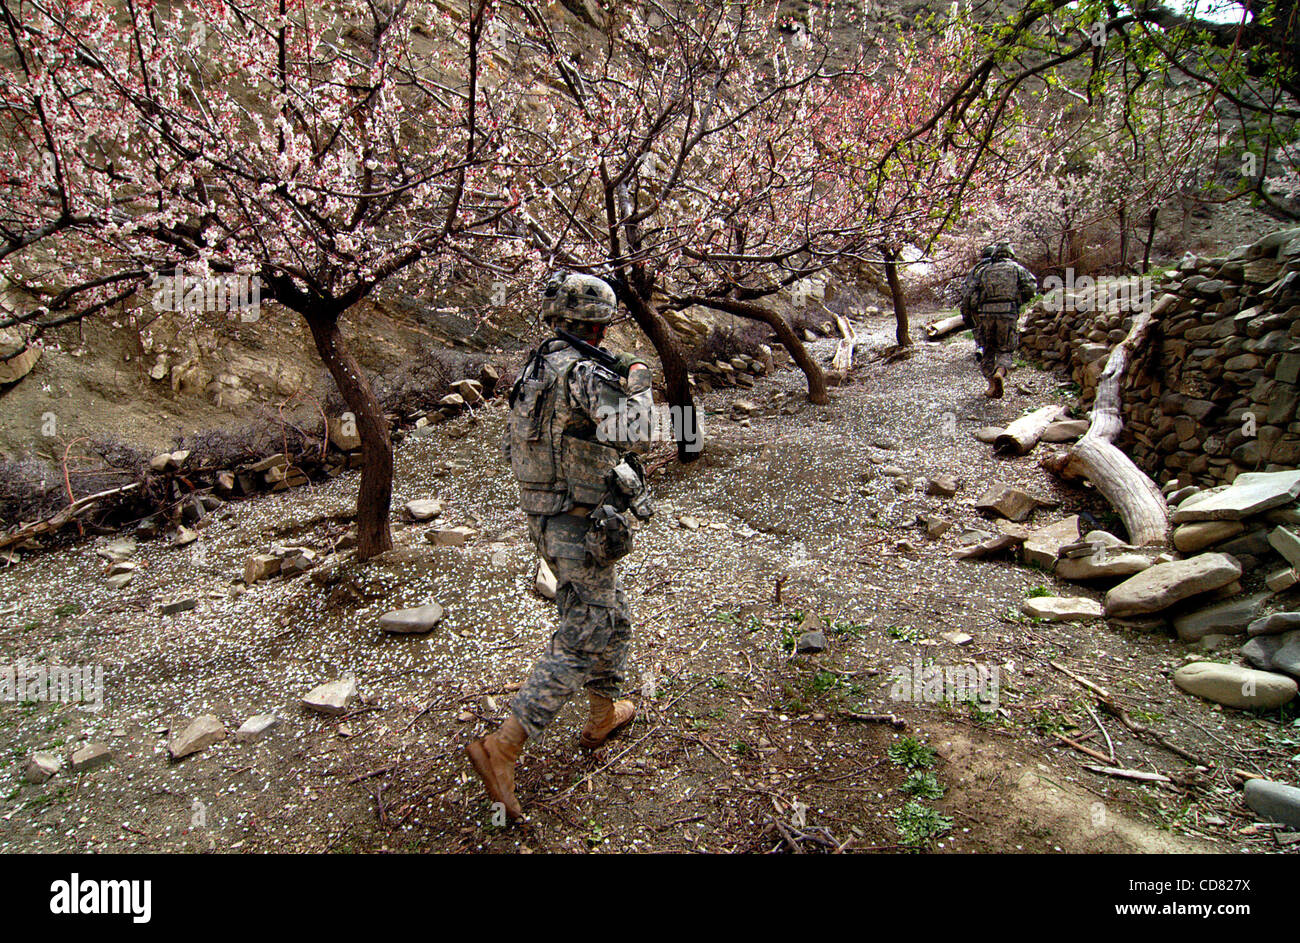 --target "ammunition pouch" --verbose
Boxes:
[584,505,634,566]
